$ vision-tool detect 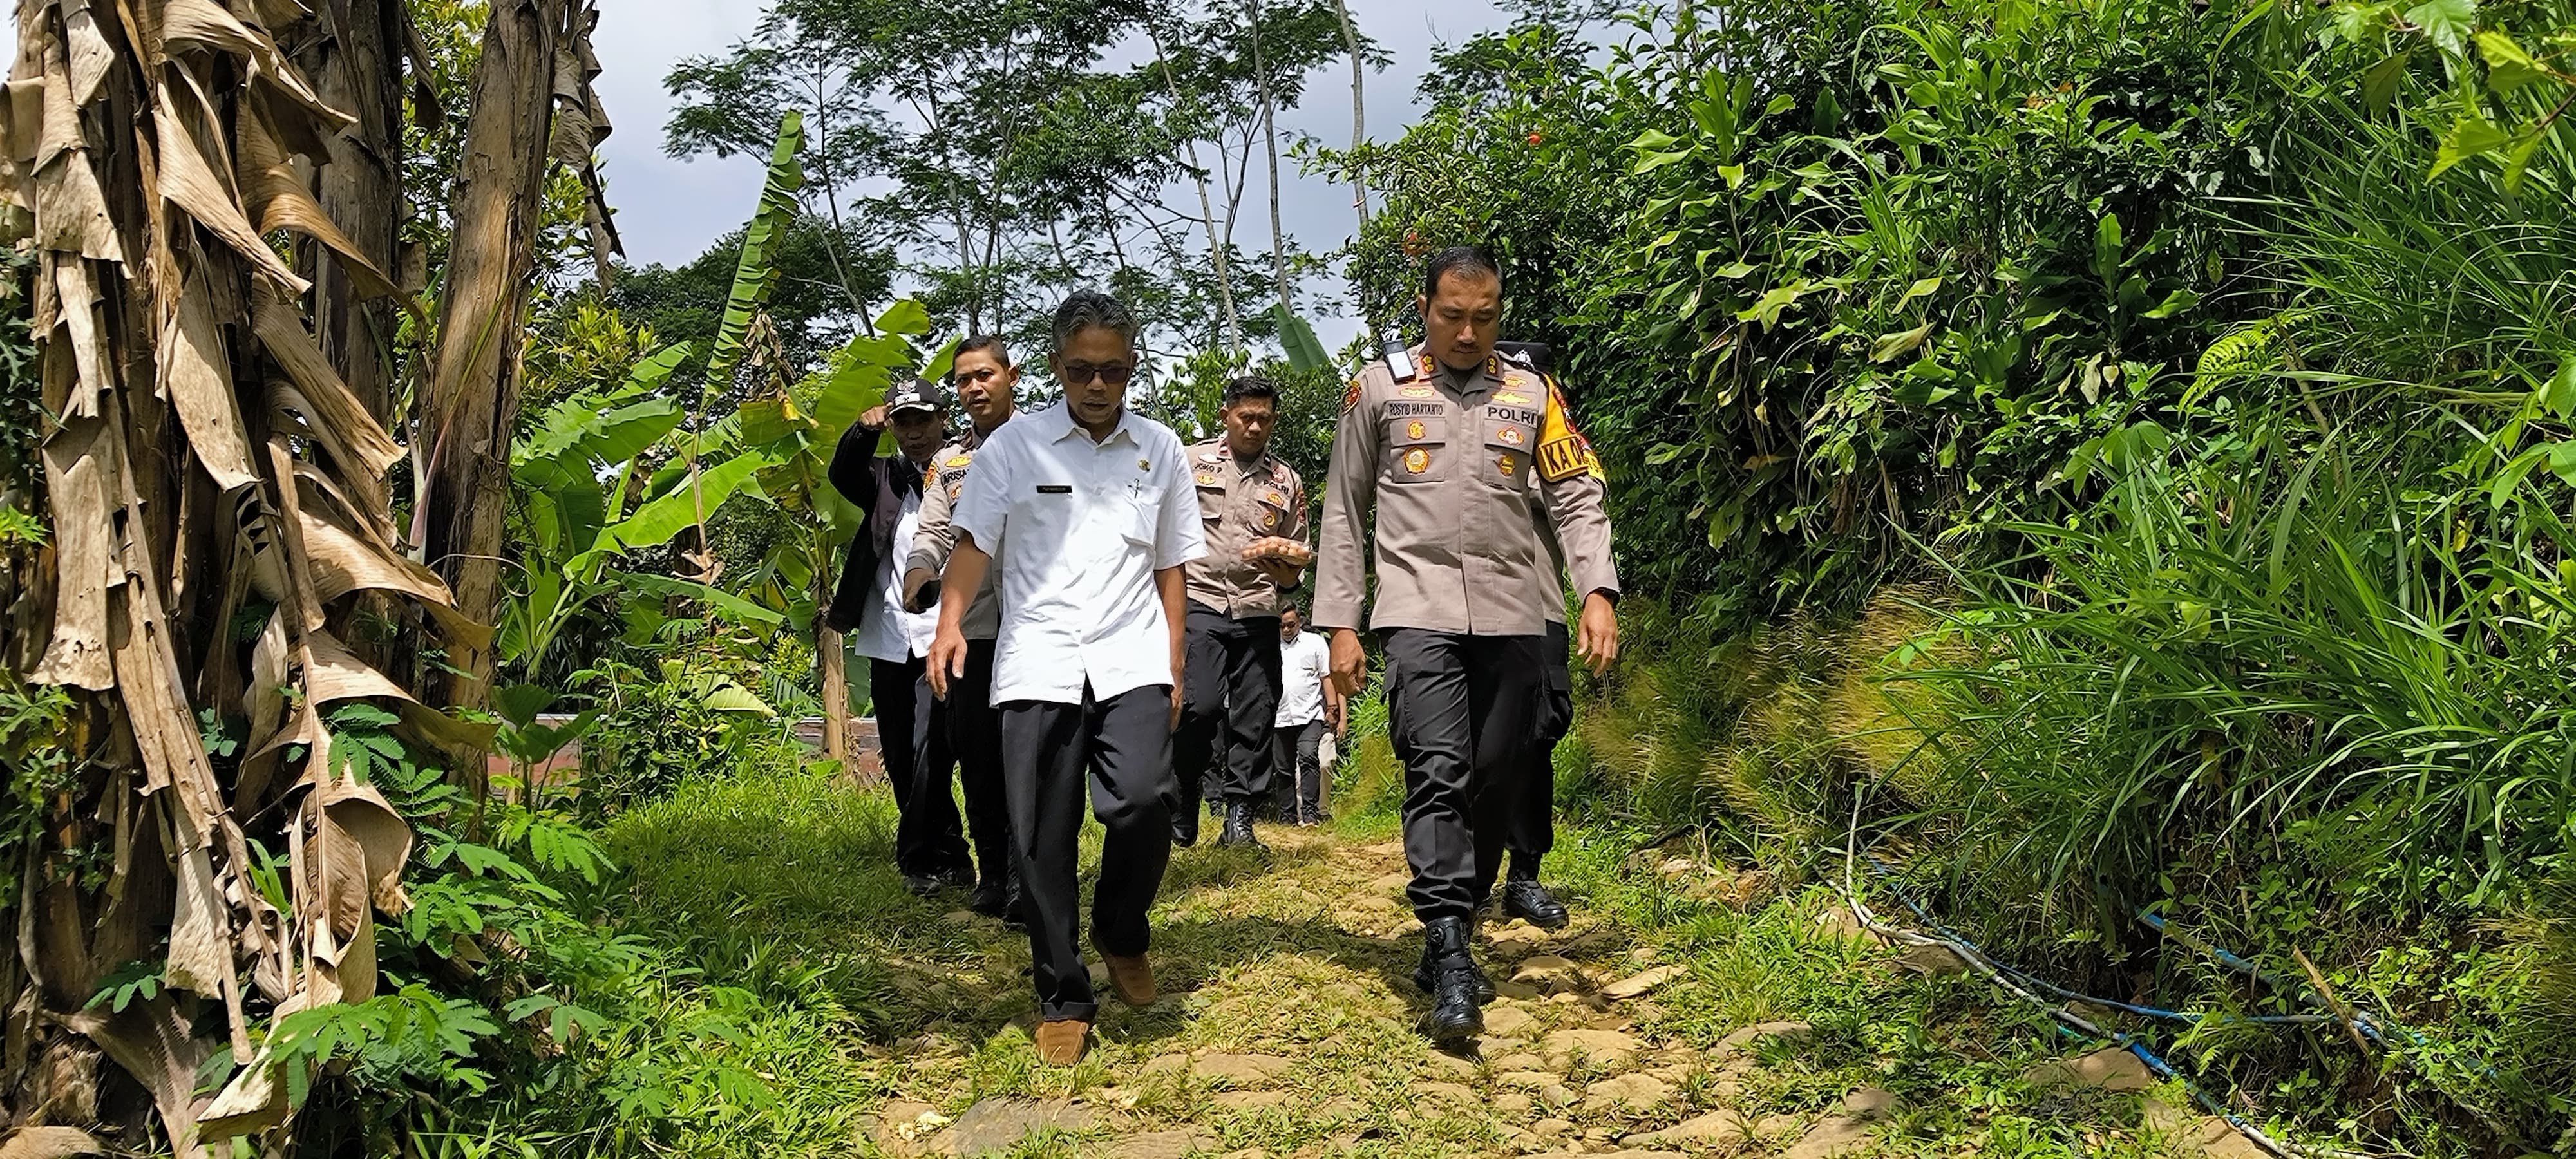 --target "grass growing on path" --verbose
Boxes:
[589,765,2256,1157]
